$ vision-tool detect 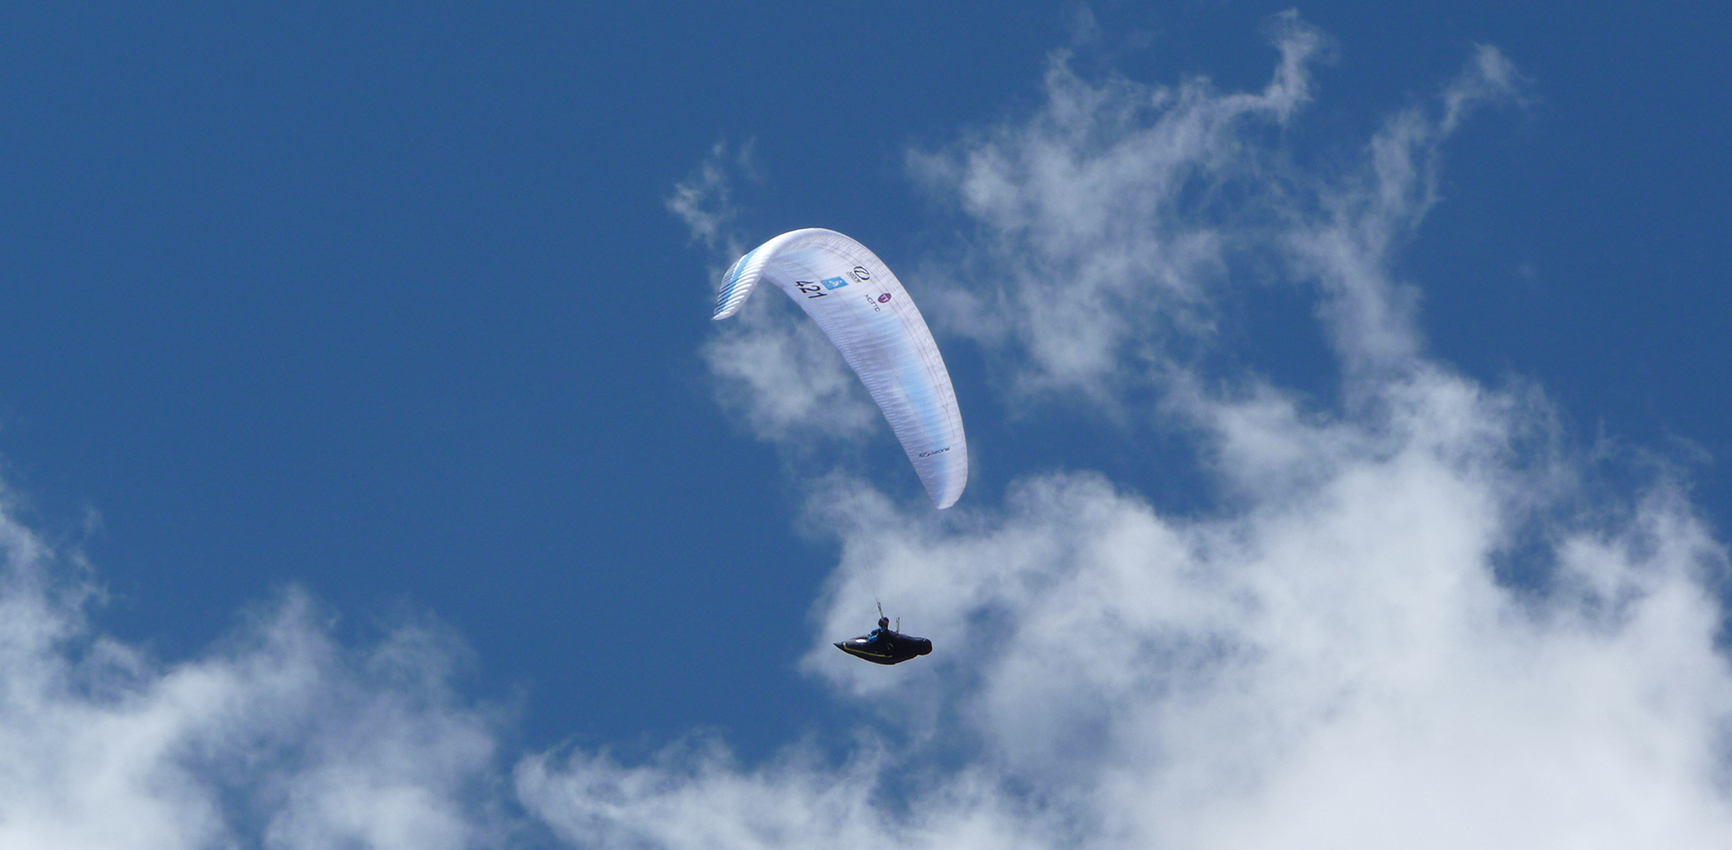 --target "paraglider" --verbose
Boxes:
[712,228,967,509]
[713,229,958,665]
[834,606,932,666]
